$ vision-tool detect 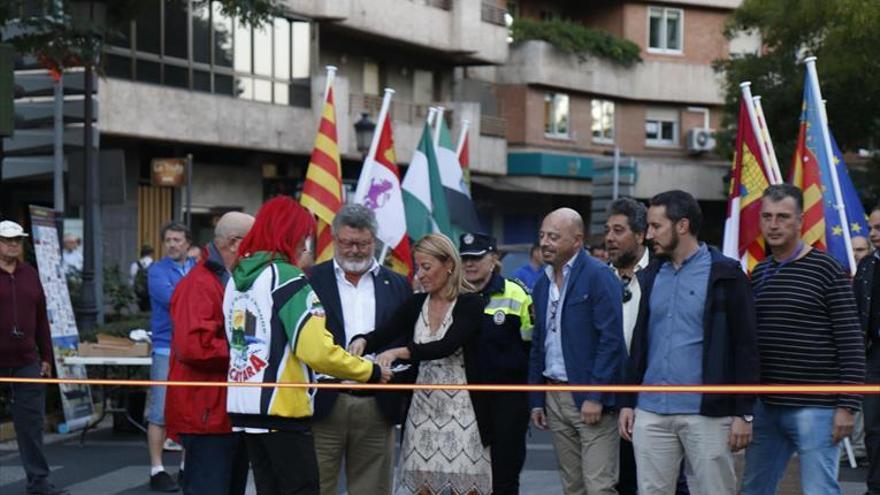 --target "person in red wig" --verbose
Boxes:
[222,196,391,494]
